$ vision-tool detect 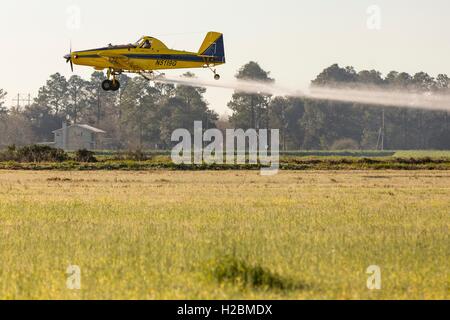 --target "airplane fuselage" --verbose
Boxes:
[64,32,225,91]
[68,35,225,72]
